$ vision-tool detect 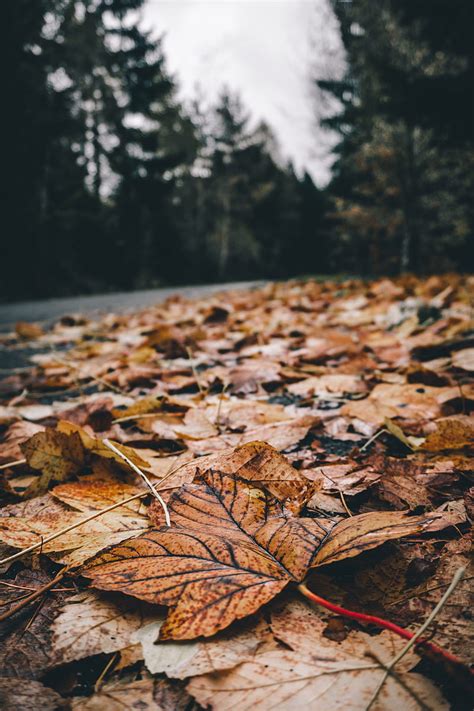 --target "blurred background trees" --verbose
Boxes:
[2,0,472,300]
[320,0,473,275]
